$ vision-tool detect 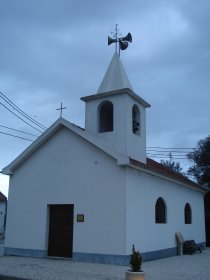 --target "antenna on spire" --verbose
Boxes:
[108,24,132,56]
